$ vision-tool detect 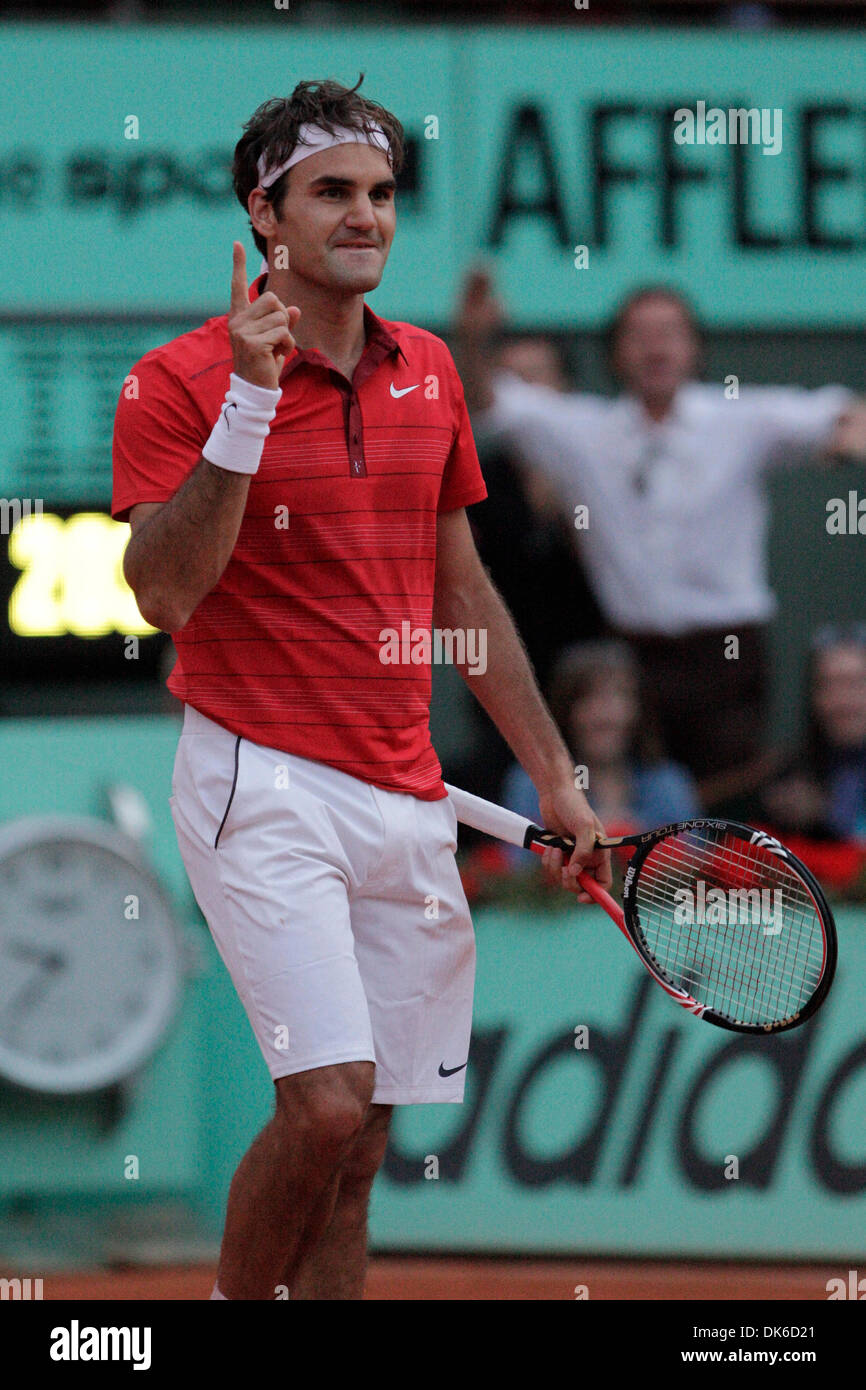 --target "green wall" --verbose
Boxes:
[4,25,866,323]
